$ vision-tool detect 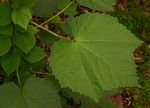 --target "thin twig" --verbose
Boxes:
[40,0,75,26]
[30,71,51,76]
